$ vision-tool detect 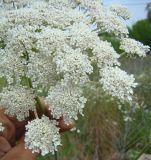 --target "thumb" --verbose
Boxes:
[0,109,16,145]
[0,137,12,159]
[1,137,38,160]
